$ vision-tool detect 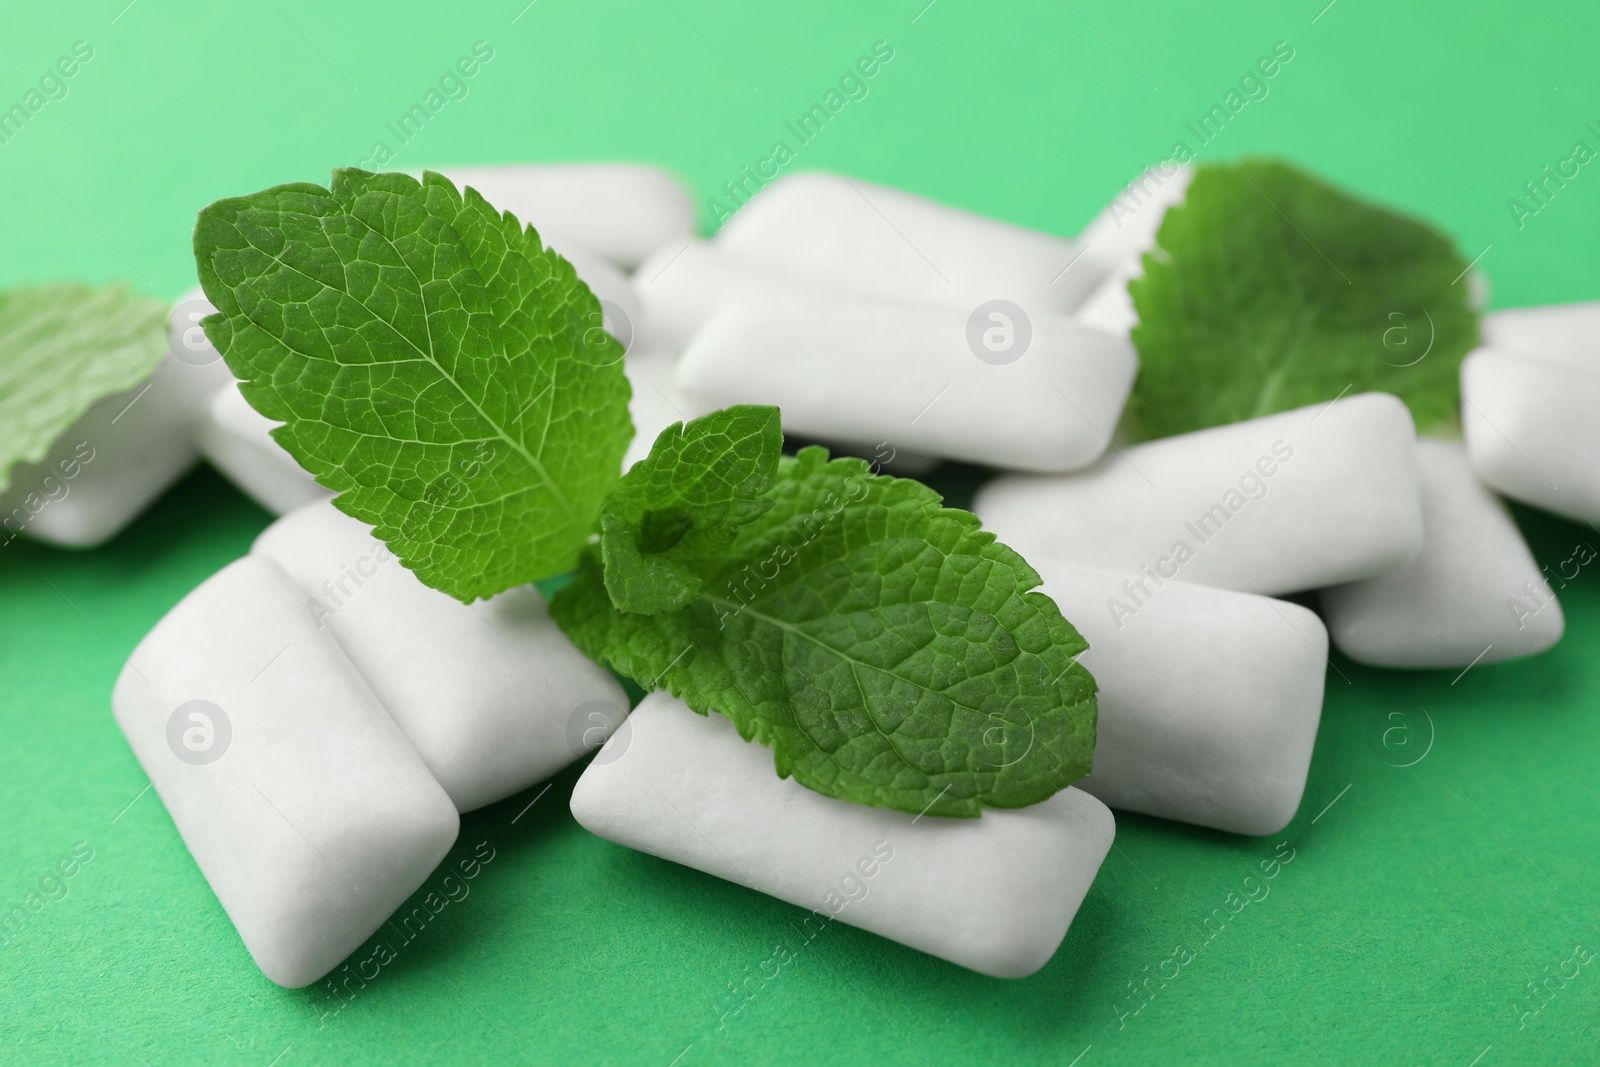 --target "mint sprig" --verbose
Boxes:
[0,282,168,495]
[193,169,631,603]
[1129,159,1480,440]
[194,170,1098,817]
[553,446,1097,818]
